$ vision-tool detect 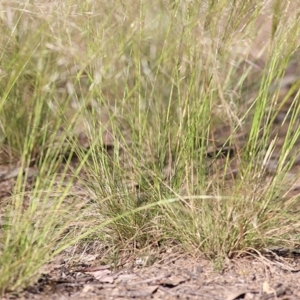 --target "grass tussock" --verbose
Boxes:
[0,0,300,293]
